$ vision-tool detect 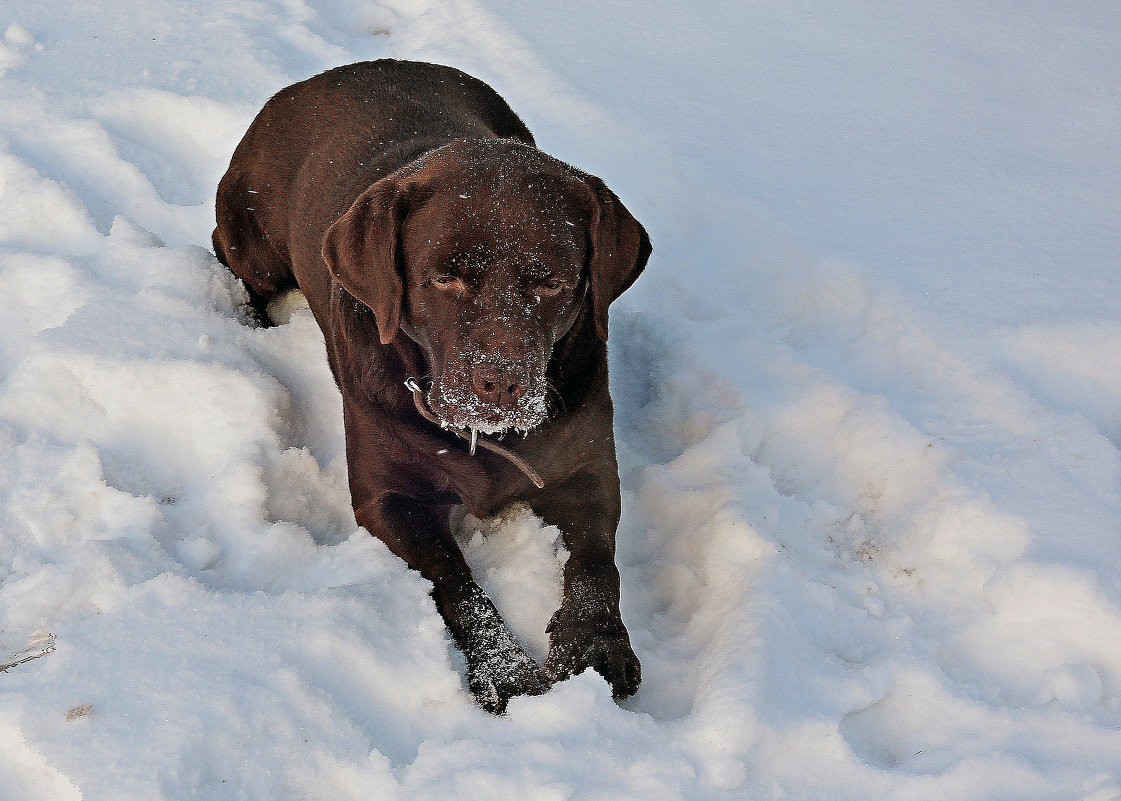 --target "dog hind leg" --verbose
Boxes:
[213,171,295,327]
